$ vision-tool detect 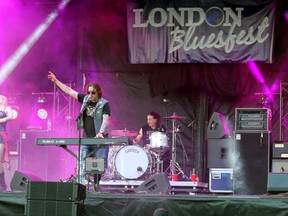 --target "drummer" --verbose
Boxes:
[132,111,165,147]
[133,111,170,173]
